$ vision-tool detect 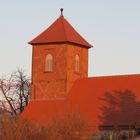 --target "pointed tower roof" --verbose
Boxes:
[29,9,92,48]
